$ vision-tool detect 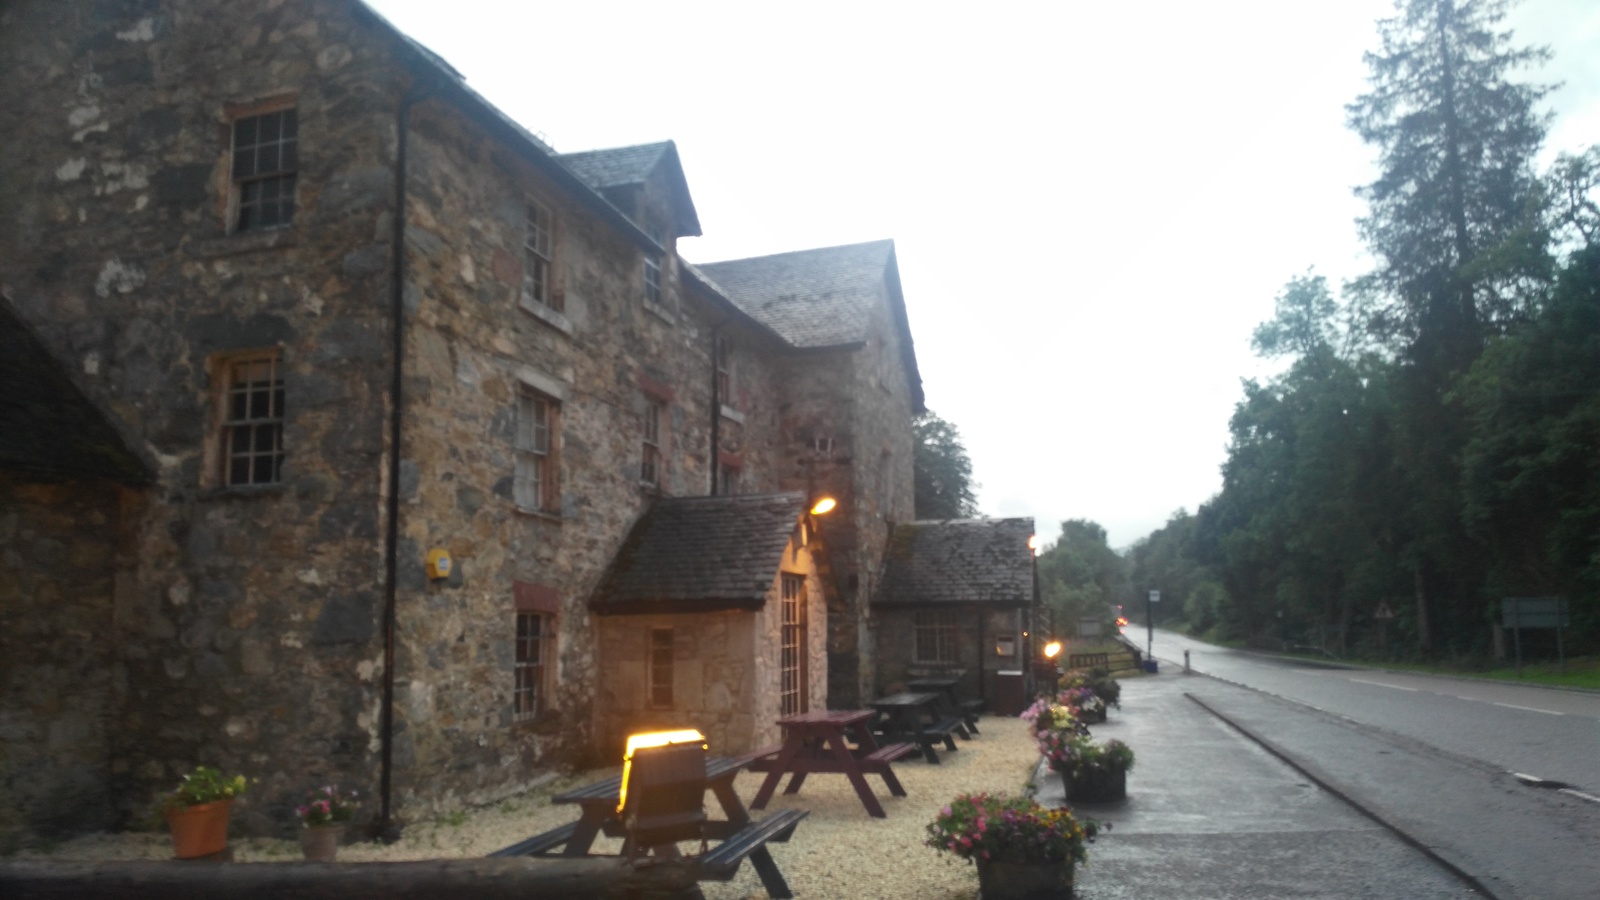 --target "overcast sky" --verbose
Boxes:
[366,0,1600,549]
